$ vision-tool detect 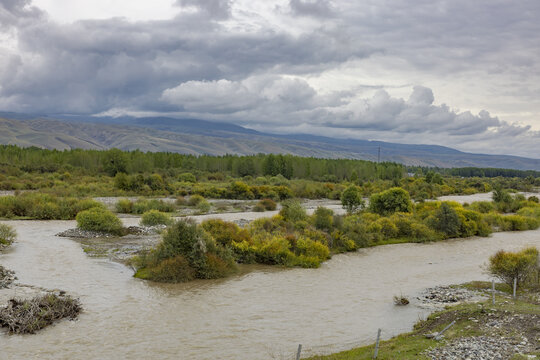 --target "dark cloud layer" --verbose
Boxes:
[0,0,539,156]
